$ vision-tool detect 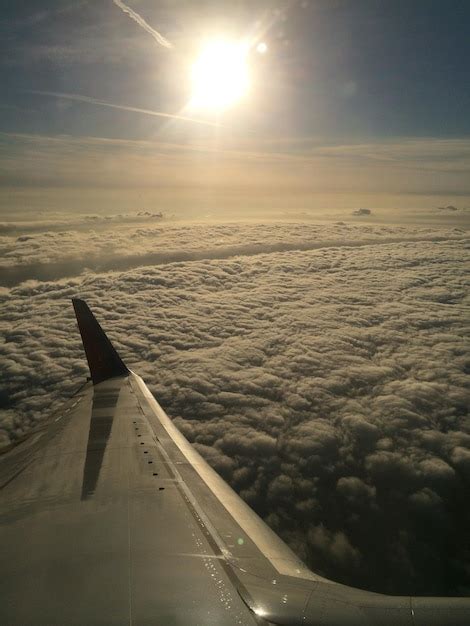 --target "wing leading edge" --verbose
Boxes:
[0,300,468,625]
